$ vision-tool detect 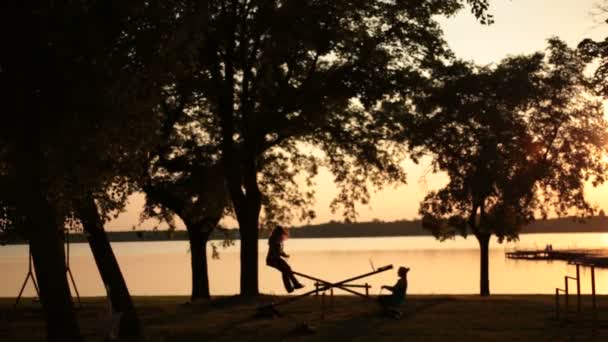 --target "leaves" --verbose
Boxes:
[203,0,489,223]
[416,39,608,241]
[0,1,176,230]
